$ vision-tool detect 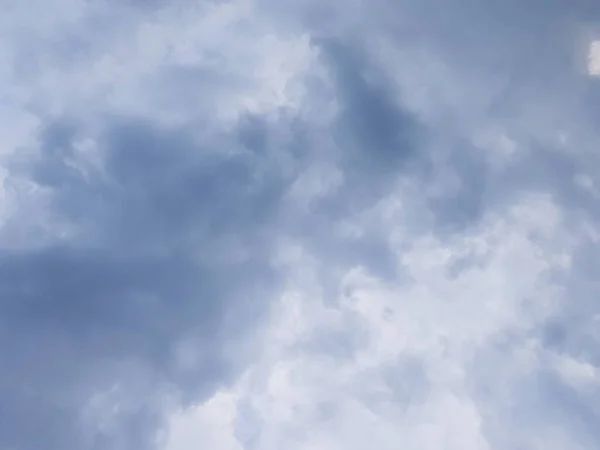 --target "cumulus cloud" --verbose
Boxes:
[1,0,600,449]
